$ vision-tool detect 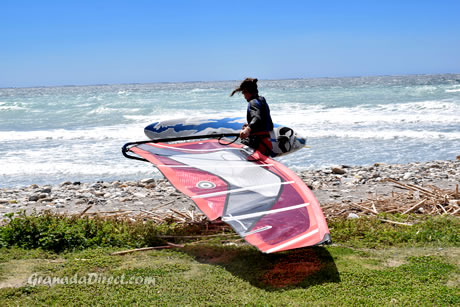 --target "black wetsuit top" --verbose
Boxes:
[246,96,273,133]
